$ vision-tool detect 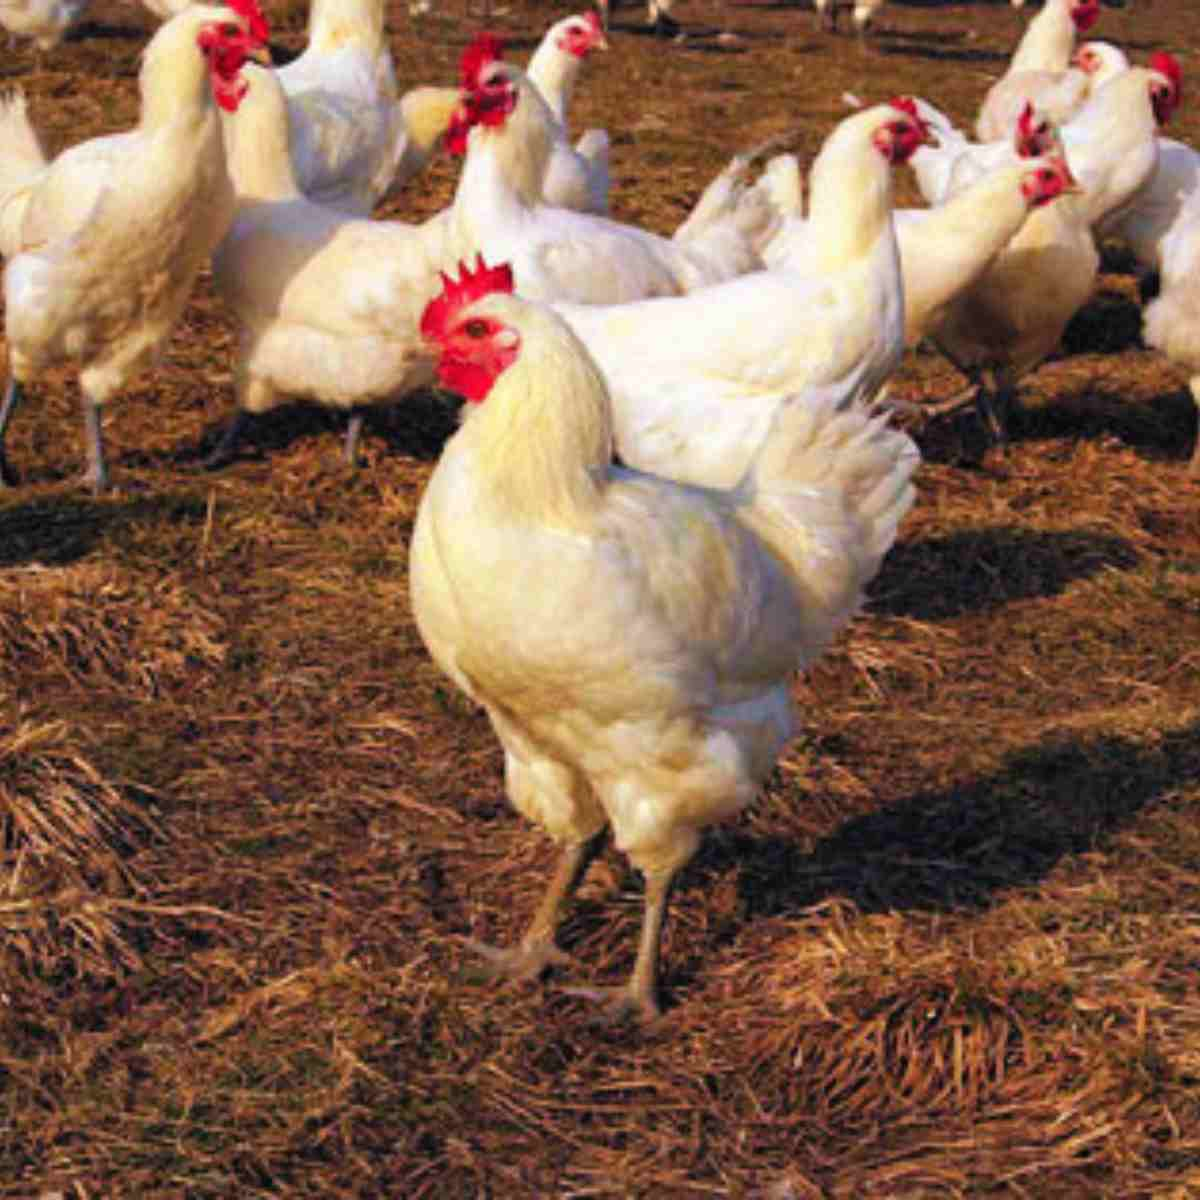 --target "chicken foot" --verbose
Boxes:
[466,830,606,985]
[0,377,24,487]
[563,865,675,1025]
